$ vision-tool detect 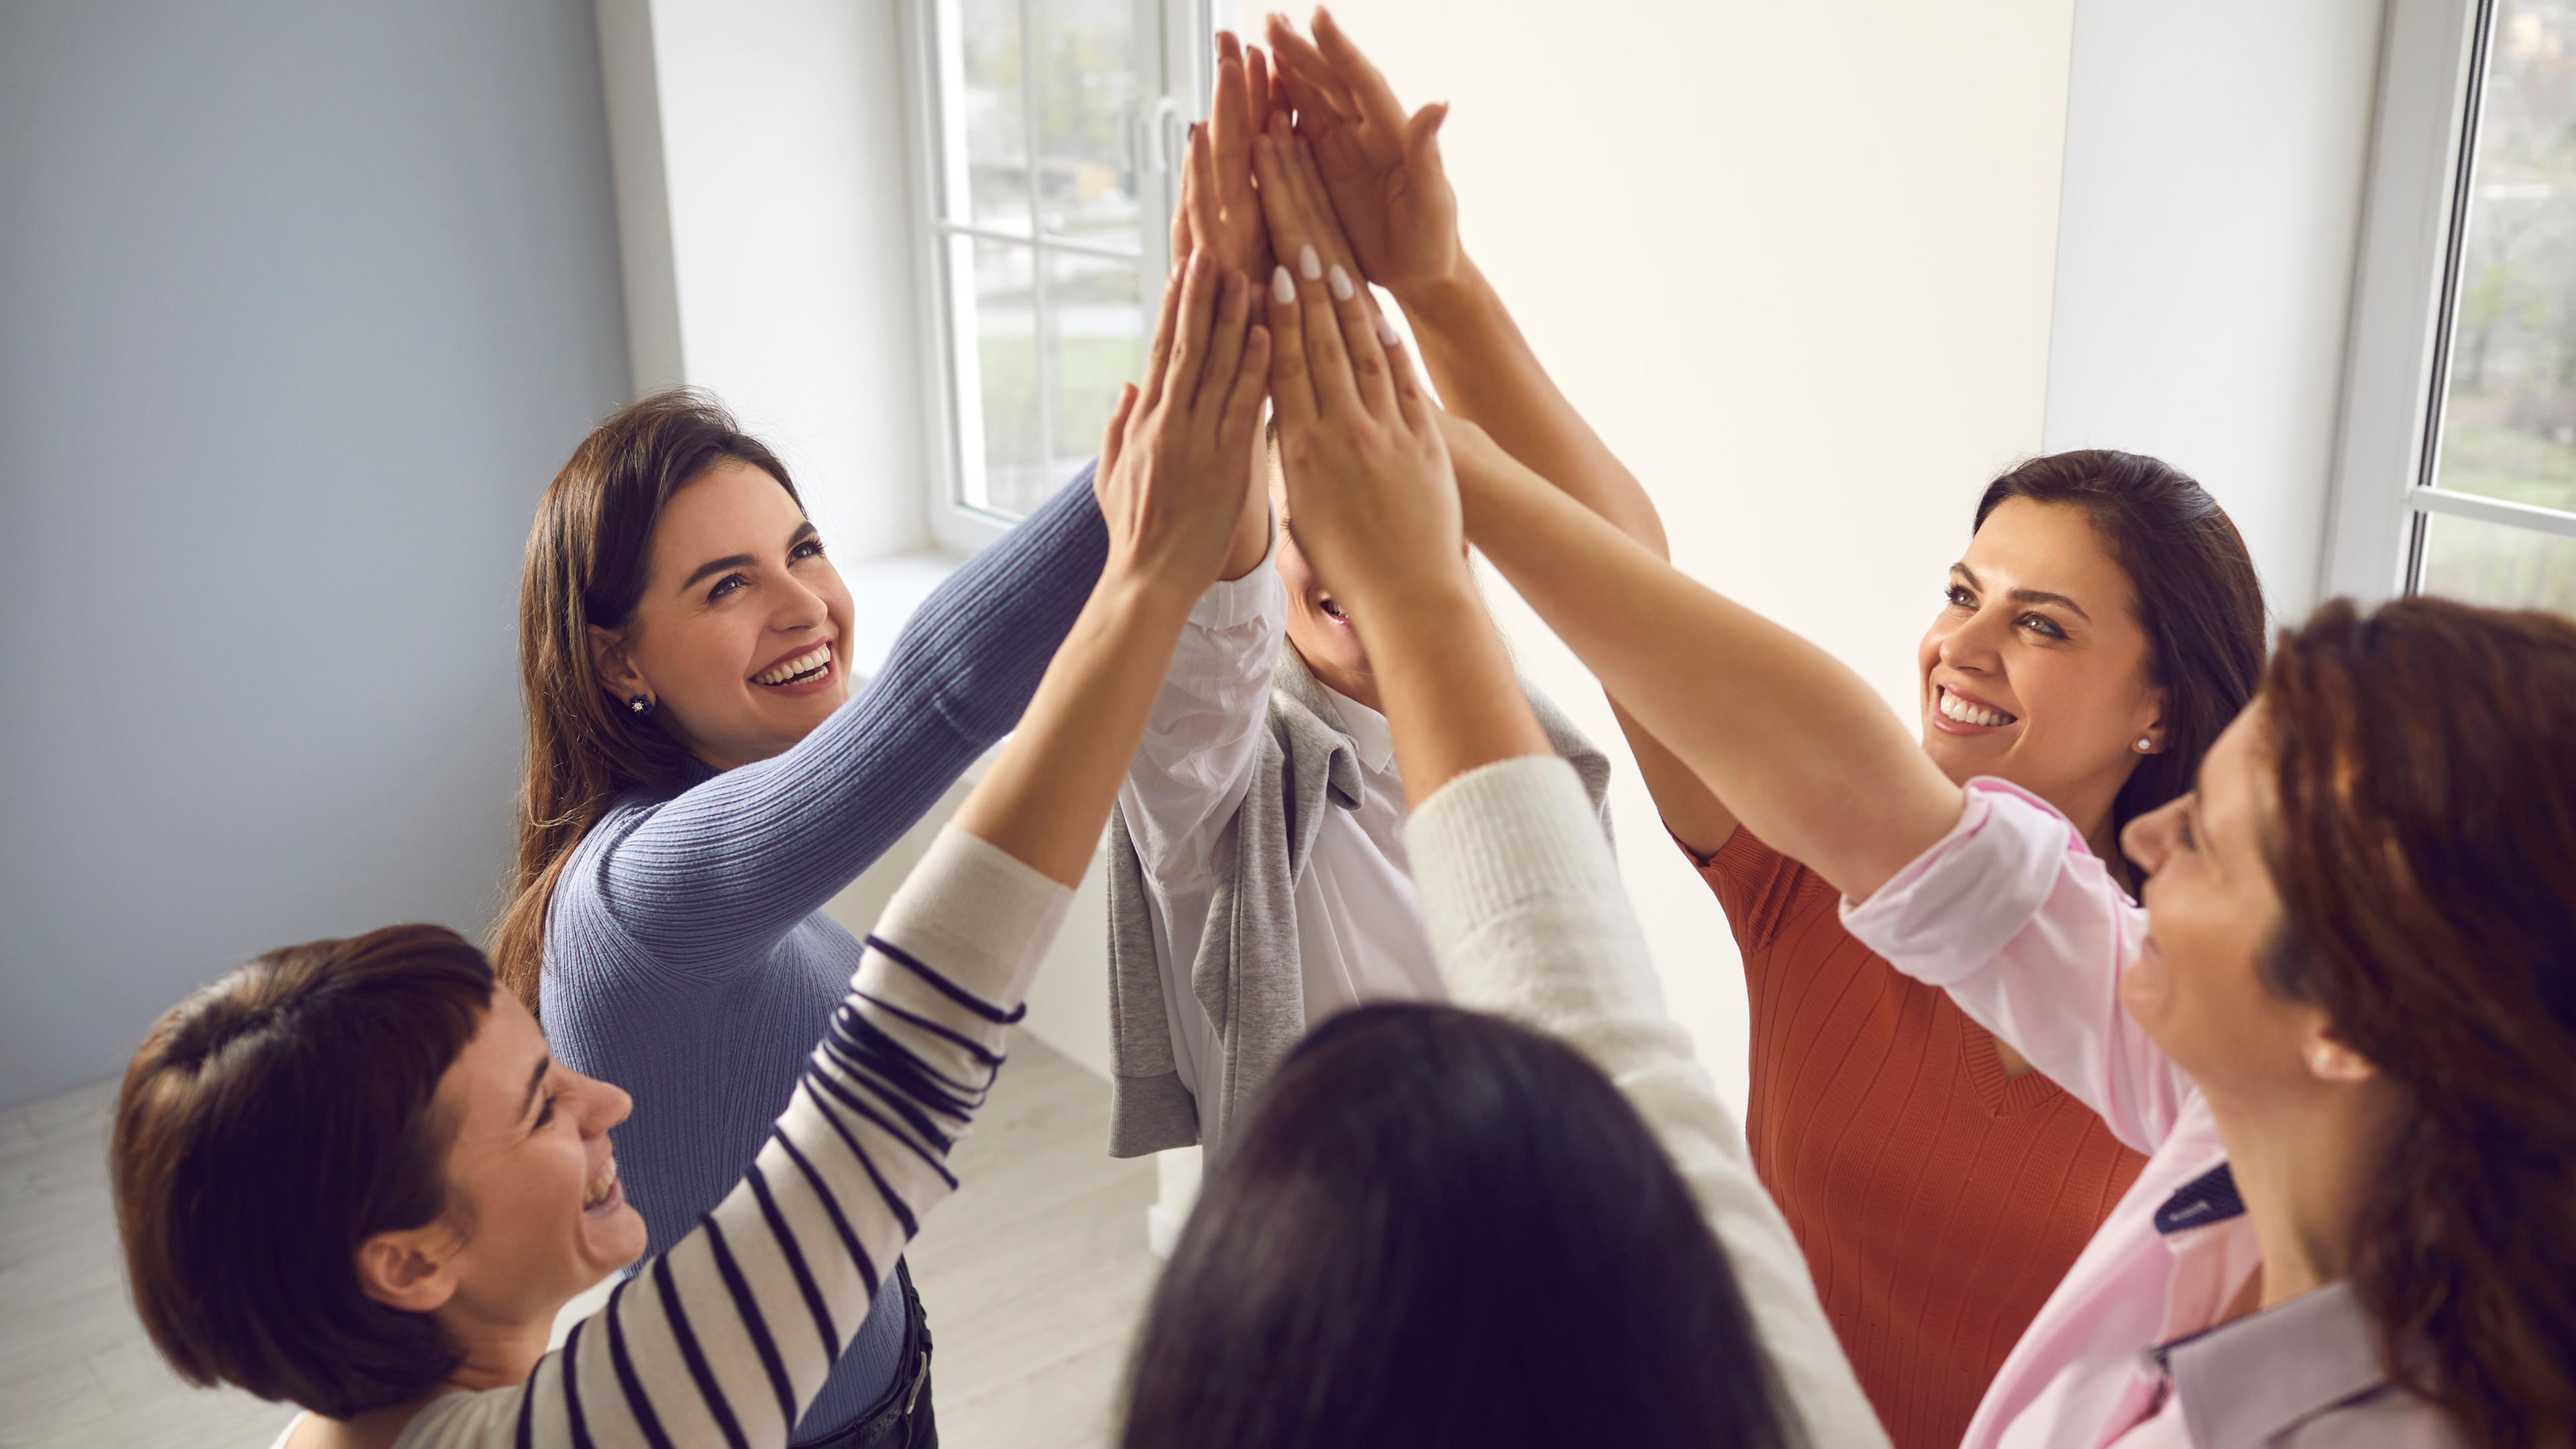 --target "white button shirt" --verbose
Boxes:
[1115,532,1445,1099]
